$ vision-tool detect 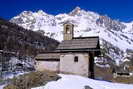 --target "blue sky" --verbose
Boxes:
[0,0,133,22]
